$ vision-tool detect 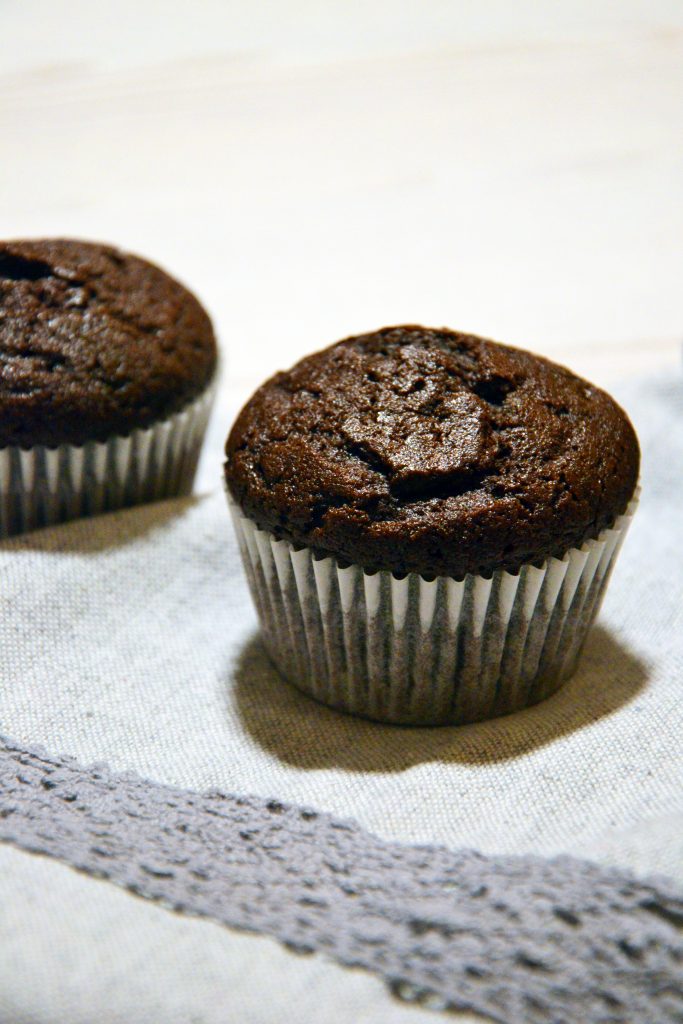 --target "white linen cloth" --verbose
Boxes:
[0,372,680,1023]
